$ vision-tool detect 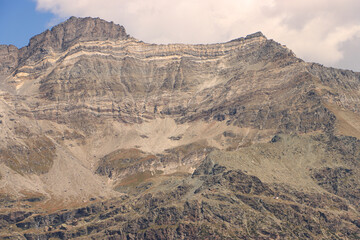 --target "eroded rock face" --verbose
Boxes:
[0,45,19,75]
[0,17,359,239]
[3,16,342,136]
[4,16,322,132]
